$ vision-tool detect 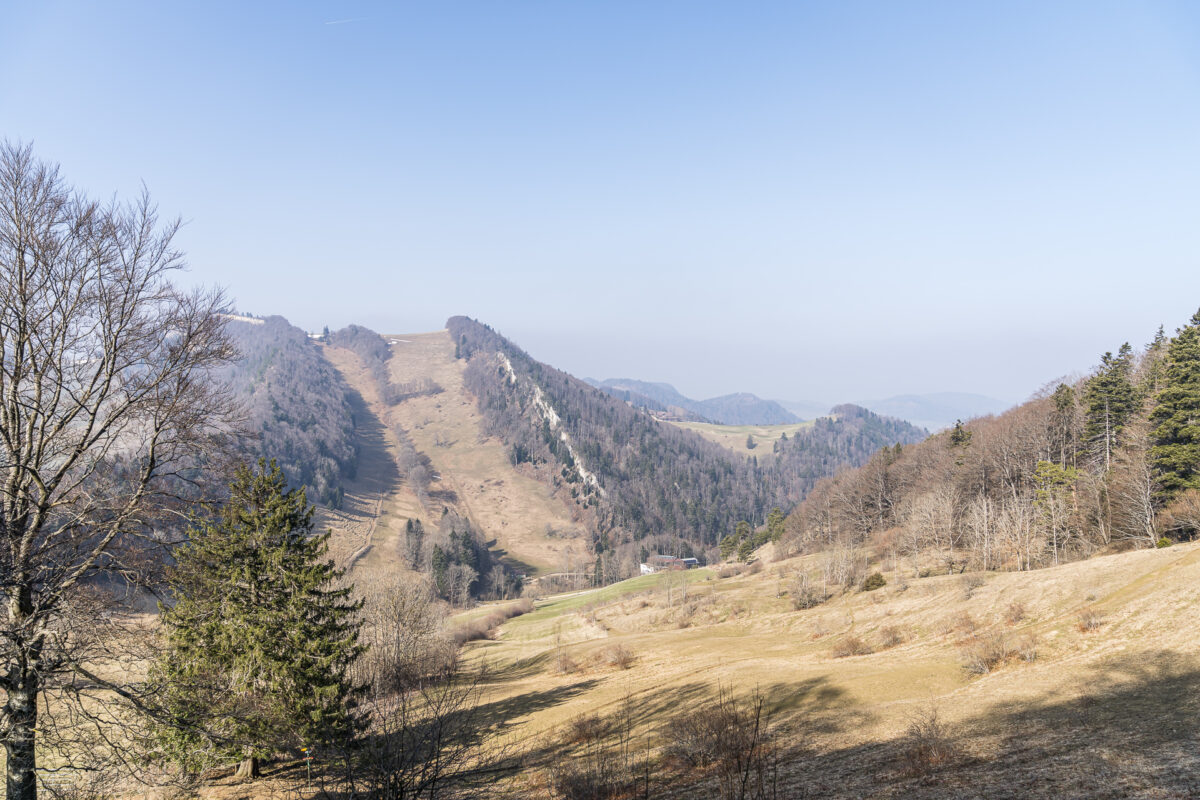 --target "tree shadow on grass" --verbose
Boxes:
[763,650,1200,800]
[470,678,602,735]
